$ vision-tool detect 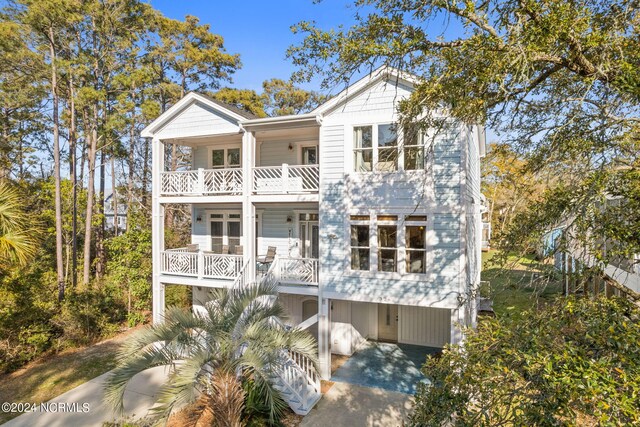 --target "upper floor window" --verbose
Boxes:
[353,124,400,172]
[211,147,241,169]
[404,126,425,170]
[354,126,373,172]
[302,146,318,165]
